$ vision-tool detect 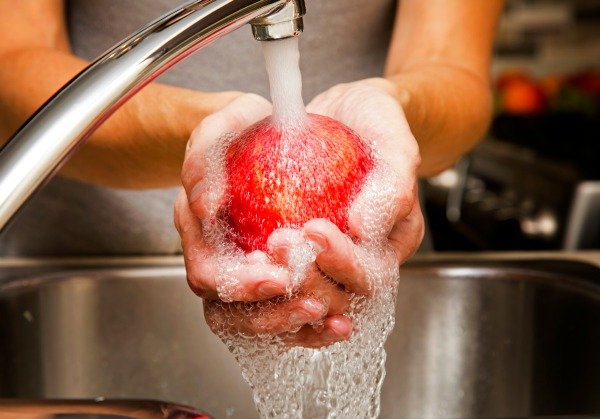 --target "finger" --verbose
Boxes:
[388,185,425,264]
[203,296,328,337]
[177,189,290,302]
[246,250,271,264]
[216,259,291,302]
[282,315,353,349]
[307,84,421,245]
[187,248,291,302]
[182,94,272,218]
[305,79,394,116]
[347,163,415,242]
[267,225,369,297]
[333,85,419,176]
[176,190,219,299]
[264,230,354,314]
[310,83,420,183]
[173,188,188,235]
[188,253,291,302]
[306,82,350,115]
[204,296,353,348]
[183,93,272,185]
[302,219,370,295]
